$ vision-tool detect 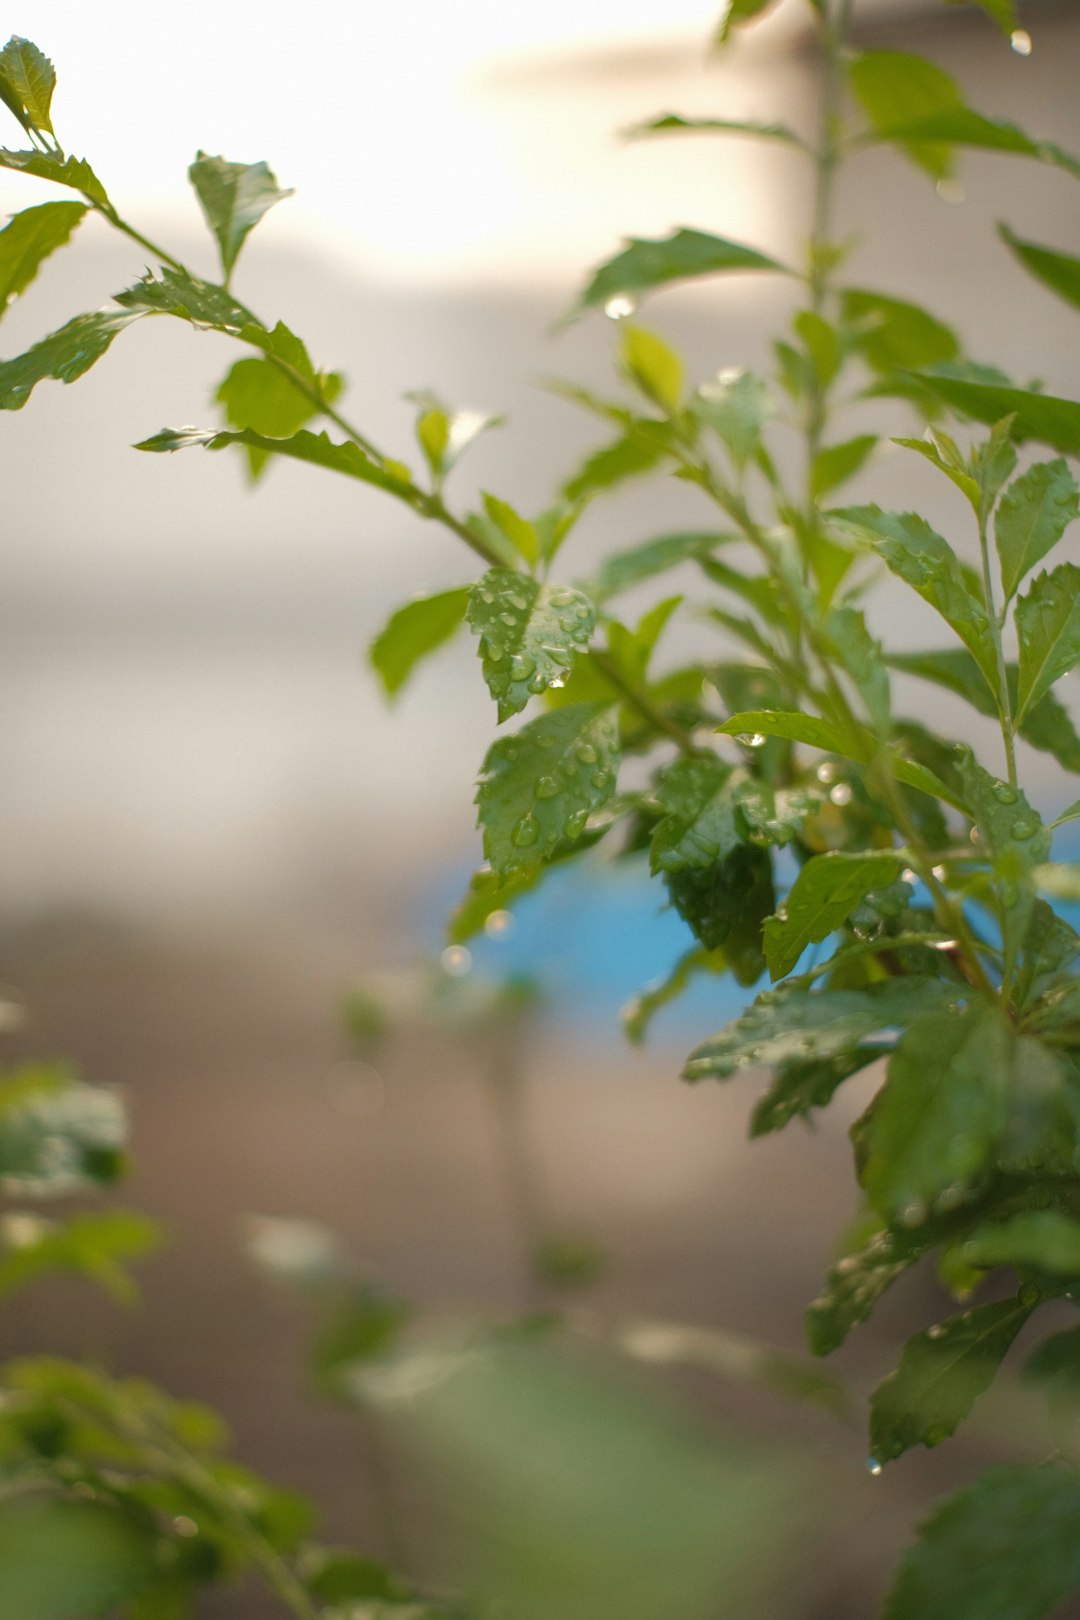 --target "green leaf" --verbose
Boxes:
[833,505,998,688]
[943,0,1016,32]
[806,1229,921,1356]
[684,976,957,1083]
[715,709,966,810]
[476,703,620,877]
[893,432,980,509]
[369,587,471,699]
[0,201,85,317]
[407,391,502,486]
[713,0,781,46]
[0,148,109,207]
[666,844,774,978]
[693,368,772,468]
[480,493,538,567]
[912,370,1080,454]
[887,647,1080,774]
[1000,225,1080,315]
[113,264,253,330]
[217,348,343,481]
[764,852,901,981]
[620,324,684,413]
[622,947,727,1044]
[996,459,1078,601]
[0,1208,162,1302]
[577,228,788,314]
[1015,563,1080,722]
[870,1295,1034,1464]
[824,604,890,731]
[625,112,801,145]
[649,756,741,874]
[0,1065,126,1196]
[751,1044,890,1138]
[871,110,1080,182]
[885,1462,1080,1620]
[0,309,137,409]
[860,1000,1010,1224]
[0,1493,154,1620]
[841,289,960,373]
[562,430,666,502]
[960,1211,1080,1277]
[849,50,965,179]
[1024,1327,1080,1419]
[811,434,877,498]
[135,425,417,500]
[467,569,595,721]
[0,37,56,136]
[188,151,292,279]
